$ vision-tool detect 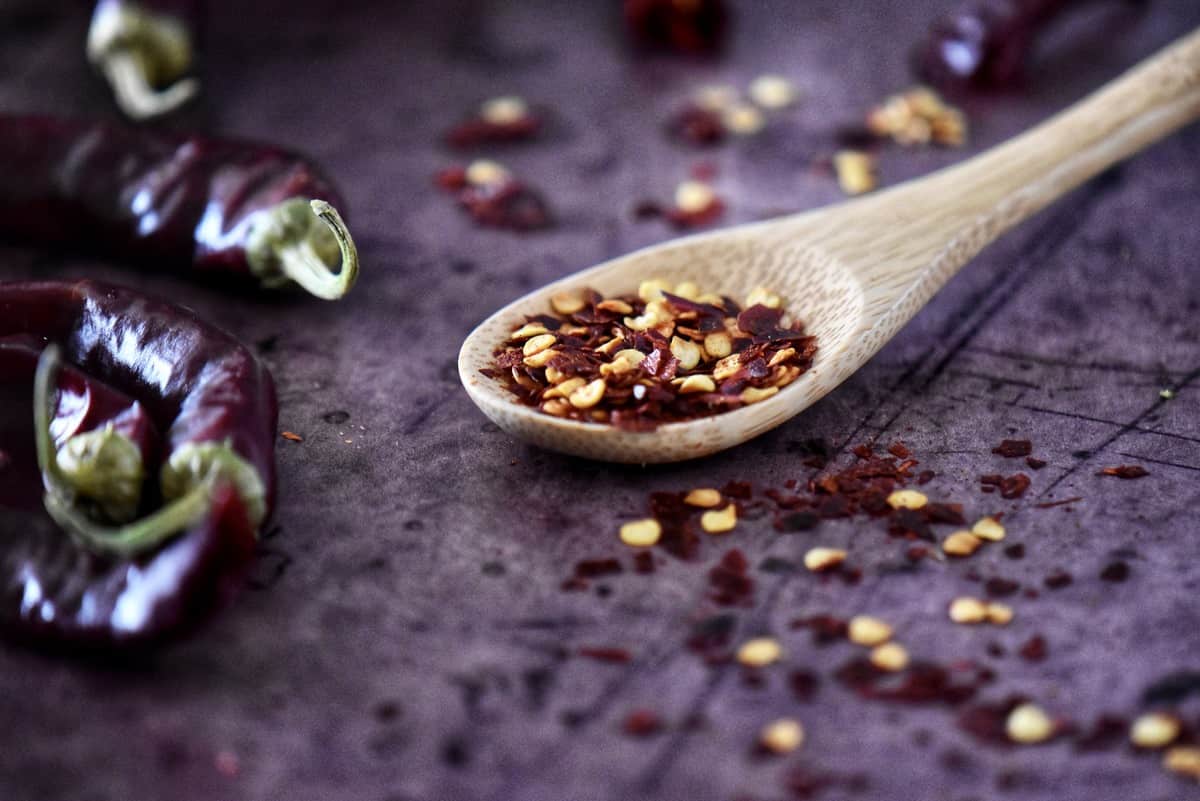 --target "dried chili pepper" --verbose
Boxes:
[0,115,359,300]
[0,335,159,521]
[88,0,202,120]
[623,0,729,54]
[0,280,276,649]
